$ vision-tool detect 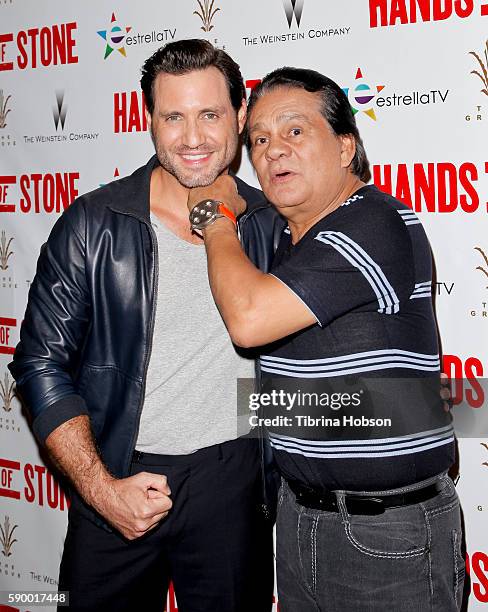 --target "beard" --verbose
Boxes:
[151,127,239,189]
